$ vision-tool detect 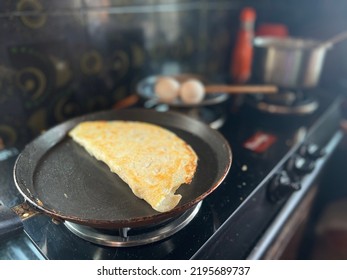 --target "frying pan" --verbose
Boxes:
[13,109,232,229]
